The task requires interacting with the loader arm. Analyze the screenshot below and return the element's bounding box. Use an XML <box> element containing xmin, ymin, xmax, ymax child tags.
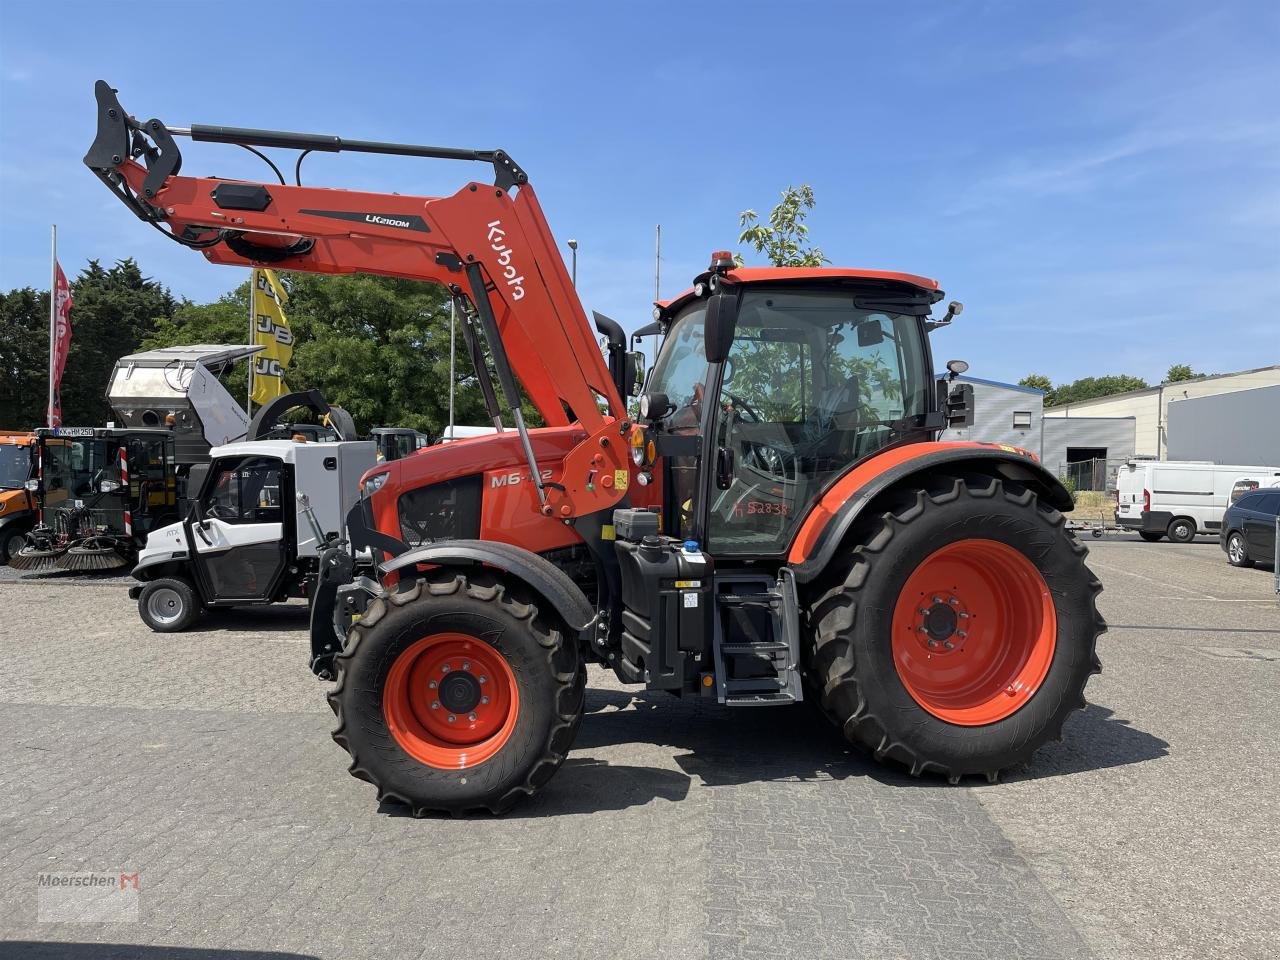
<box><xmin>84</xmin><ymin>81</ymin><xmax>631</xmax><ymax>521</ymax></box>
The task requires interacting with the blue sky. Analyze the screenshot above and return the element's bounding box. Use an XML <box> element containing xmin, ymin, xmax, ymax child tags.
<box><xmin>1</xmin><ymin>0</ymin><xmax>1276</xmax><ymax>385</ymax></box>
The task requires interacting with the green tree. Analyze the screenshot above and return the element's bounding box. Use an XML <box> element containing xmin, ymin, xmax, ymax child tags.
<box><xmin>738</xmin><ymin>185</ymin><xmax>829</xmax><ymax>267</ymax></box>
<box><xmin>0</xmin><ymin>259</ymin><xmax>176</xmax><ymax>429</ymax></box>
<box><xmin>1048</xmin><ymin>374</ymin><xmax>1148</xmax><ymax>407</ymax></box>
<box><xmin>1164</xmin><ymin>363</ymin><xmax>1195</xmax><ymax>383</ymax></box>
<box><xmin>0</xmin><ymin>287</ymin><xmax>48</xmax><ymax>428</ymax></box>
<box><xmin>1018</xmin><ymin>373</ymin><xmax>1055</xmax><ymax>405</ymax></box>
<box><xmin>144</xmin><ymin>272</ymin><xmax>548</xmax><ymax>436</ymax></box>
<box><xmin>61</xmin><ymin>259</ymin><xmax>176</xmax><ymax>425</ymax></box>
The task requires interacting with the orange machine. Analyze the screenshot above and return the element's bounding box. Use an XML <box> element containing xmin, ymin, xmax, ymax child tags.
<box><xmin>0</xmin><ymin>431</ymin><xmax>38</xmax><ymax>564</ymax></box>
<box><xmin>88</xmin><ymin>82</ymin><xmax>1103</xmax><ymax>815</ymax></box>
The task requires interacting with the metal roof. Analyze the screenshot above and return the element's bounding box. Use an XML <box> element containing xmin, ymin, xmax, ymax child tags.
<box><xmin>114</xmin><ymin>345</ymin><xmax>263</xmax><ymax>367</ymax></box>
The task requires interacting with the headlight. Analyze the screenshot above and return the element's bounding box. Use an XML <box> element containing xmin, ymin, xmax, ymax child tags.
<box><xmin>361</xmin><ymin>471</ymin><xmax>390</xmax><ymax>497</ymax></box>
<box><xmin>629</xmin><ymin>427</ymin><xmax>656</xmax><ymax>467</ymax></box>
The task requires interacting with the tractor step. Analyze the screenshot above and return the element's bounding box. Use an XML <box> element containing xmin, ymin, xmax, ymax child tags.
<box><xmin>711</xmin><ymin>568</ymin><xmax>803</xmax><ymax>707</ymax></box>
<box><xmin>720</xmin><ymin>642</ymin><xmax>790</xmax><ymax>655</ymax></box>
<box><xmin>725</xmin><ymin>691</ymin><xmax>796</xmax><ymax>706</ymax></box>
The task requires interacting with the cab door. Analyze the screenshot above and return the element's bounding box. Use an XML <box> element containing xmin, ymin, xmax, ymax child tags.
<box><xmin>191</xmin><ymin>455</ymin><xmax>290</xmax><ymax>602</ymax></box>
<box><xmin>1242</xmin><ymin>492</ymin><xmax>1280</xmax><ymax>559</ymax></box>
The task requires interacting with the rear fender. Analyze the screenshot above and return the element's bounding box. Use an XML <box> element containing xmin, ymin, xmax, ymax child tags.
<box><xmin>788</xmin><ymin>442</ymin><xmax>1073</xmax><ymax>583</ymax></box>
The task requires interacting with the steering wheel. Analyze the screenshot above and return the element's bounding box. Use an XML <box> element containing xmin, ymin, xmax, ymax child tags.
<box><xmin>724</xmin><ymin>392</ymin><xmax>763</xmax><ymax>423</ymax></box>
<box><xmin>204</xmin><ymin>502</ymin><xmax>234</xmax><ymax>521</ymax></box>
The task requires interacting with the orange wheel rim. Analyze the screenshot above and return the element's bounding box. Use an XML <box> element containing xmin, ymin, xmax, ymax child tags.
<box><xmin>383</xmin><ymin>632</ymin><xmax>519</xmax><ymax>769</ymax></box>
<box><xmin>890</xmin><ymin>539</ymin><xmax>1056</xmax><ymax>726</ymax></box>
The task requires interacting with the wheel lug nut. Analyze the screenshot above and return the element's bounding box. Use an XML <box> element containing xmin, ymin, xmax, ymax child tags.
<box><xmin>441</xmin><ymin>664</ymin><xmax>450</xmax><ymax>673</ymax></box>
<box><xmin>468</xmin><ymin>713</ymin><xmax>477</xmax><ymax>721</ymax></box>
<box><xmin>481</xmin><ymin>696</ymin><xmax>489</xmax><ymax>705</ymax></box>
<box><xmin>447</xmin><ymin>714</ymin><xmax>456</xmax><ymax>723</ymax></box>
<box><xmin>462</xmin><ymin>662</ymin><xmax>471</xmax><ymax>671</ymax></box>
<box><xmin>957</xmin><ymin>630</ymin><xmax>967</xmax><ymax>639</ymax></box>
<box><xmin>478</xmin><ymin>676</ymin><xmax>487</xmax><ymax>684</ymax></box>
<box><xmin>919</xmin><ymin>608</ymin><xmax>929</xmax><ymax>615</ymax></box>
<box><xmin>949</xmin><ymin>597</ymin><xmax>960</xmax><ymax>606</ymax></box>
<box><xmin>431</xmin><ymin>701</ymin><xmax>440</xmax><ymax>710</ymax></box>
<box><xmin>943</xmin><ymin>640</ymin><xmax>954</xmax><ymax>650</ymax></box>
<box><xmin>428</xmin><ymin>680</ymin><xmax>437</xmax><ymax>689</ymax></box>
<box><xmin>958</xmin><ymin>612</ymin><xmax>969</xmax><ymax>619</ymax></box>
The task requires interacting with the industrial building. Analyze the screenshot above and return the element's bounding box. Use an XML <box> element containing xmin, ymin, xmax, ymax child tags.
<box><xmin>942</xmin><ymin>363</ymin><xmax>1279</xmax><ymax>490</ymax></box>
<box><xmin>1042</xmin><ymin>364</ymin><xmax>1280</xmax><ymax>459</ymax></box>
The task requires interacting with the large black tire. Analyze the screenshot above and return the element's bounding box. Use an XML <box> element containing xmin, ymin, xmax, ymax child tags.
<box><xmin>137</xmin><ymin>578</ymin><xmax>200</xmax><ymax>633</ymax></box>
<box><xmin>1167</xmin><ymin>517</ymin><xmax>1197</xmax><ymax>543</ymax></box>
<box><xmin>1138</xmin><ymin>531</ymin><xmax>1164</xmax><ymax>543</ymax></box>
<box><xmin>329</xmin><ymin>570</ymin><xmax>584</xmax><ymax>816</ymax></box>
<box><xmin>806</xmin><ymin>472</ymin><xmax>1104</xmax><ymax>782</ymax></box>
<box><xmin>1225</xmin><ymin>531</ymin><xmax>1253</xmax><ymax>568</ymax></box>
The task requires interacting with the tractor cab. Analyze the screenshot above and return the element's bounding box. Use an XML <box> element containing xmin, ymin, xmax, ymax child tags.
<box><xmin>638</xmin><ymin>267</ymin><xmax>948</xmax><ymax>555</ymax></box>
<box><xmin>616</xmin><ymin>262</ymin><xmax>973</xmax><ymax>704</ymax></box>
<box><xmin>370</xmin><ymin>427</ymin><xmax>432</xmax><ymax>463</ymax></box>
<box><xmin>12</xmin><ymin>427</ymin><xmax>178</xmax><ymax>572</ymax></box>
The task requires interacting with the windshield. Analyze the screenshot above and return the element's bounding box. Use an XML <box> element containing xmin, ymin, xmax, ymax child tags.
<box><xmin>645</xmin><ymin>302</ymin><xmax>708</xmax><ymax>419</ymax></box>
<box><xmin>0</xmin><ymin>445</ymin><xmax>33</xmax><ymax>489</ymax></box>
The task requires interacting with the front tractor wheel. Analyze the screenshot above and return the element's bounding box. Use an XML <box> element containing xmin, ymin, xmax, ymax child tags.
<box><xmin>328</xmin><ymin>571</ymin><xmax>584</xmax><ymax>816</ymax></box>
<box><xmin>807</xmin><ymin>473</ymin><xmax>1104</xmax><ymax>782</ymax></box>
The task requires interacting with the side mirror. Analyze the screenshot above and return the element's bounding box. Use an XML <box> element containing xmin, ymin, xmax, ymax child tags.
<box><xmin>856</xmin><ymin>321</ymin><xmax>884</xmax><ymax>347</ymax></box>
<box><xmin>704</xmin><ymin>292</ymin><xmax>739</xmax><ymax>364</ymax></box>
<box><xmin>624</xmin><ymin>350</ymin><xmax>646</xmax><ymax>397</ymax></box>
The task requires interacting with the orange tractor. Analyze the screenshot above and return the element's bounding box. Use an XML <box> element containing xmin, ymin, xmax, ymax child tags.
<box><xmin>88</xmin><ymin>82</ymin><xmax>1103</xmax><ymax>814</ymax></box>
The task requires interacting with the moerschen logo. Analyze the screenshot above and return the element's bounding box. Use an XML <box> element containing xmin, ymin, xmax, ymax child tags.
<box><xmin>487</xmin><ymin>221</ymin><xmax>526</xmax><ymax>301</ymax></box>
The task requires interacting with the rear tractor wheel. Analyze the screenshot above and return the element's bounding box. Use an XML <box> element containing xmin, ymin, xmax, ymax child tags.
<box><xmin>806</xmin><ymin>473</ymin><xmax>1104</xmax><ymax>782</ymax></box>
<box><xmin>328</xmin><ymin>570</ymin><xmax>585</xmax><ymax>816</ymax></box>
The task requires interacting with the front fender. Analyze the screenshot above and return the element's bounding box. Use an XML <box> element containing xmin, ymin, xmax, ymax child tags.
<box><xmin>380</xmin><ymin>539</ymin><xmax>596</xmax><ymax>636</ymax></box>
<box><xmin>788</xmin><ymin>441</ymin><xmax>1073</xmax><ymax>582</ymax></box>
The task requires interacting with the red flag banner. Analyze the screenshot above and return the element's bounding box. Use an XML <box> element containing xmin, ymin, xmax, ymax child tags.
<box><xmin>49</xmin><ymin>262</ymin><xmax>73</xmax><ymax>427</ymax></box>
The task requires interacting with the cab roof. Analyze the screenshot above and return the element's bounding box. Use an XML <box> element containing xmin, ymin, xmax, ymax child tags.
<box><xmin>659</xmin><ymin>266</ymin><xmax>941</xmax><ymax>315</ymax></box>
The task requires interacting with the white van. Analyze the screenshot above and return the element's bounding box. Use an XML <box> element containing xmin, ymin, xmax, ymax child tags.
<box><xmin>1116</xmin><ymin>460</ymin><xmax>1280</xmax><ymax>542</ymax></box>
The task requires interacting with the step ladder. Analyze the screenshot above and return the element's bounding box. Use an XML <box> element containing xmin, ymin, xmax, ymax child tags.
<box><xmin>711</xmin><ymin>568</ymin><xmax>803</xmax><ymax>706</ymax></box>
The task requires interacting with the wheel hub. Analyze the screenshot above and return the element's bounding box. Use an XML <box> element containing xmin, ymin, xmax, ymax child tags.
<box><xmin>911</xmin><ymin>594</ymin><xmax>969</xmax><ymax>651</ymax></box>
<box><xmin>438</xmin><ymin>668</ymin><xmax>482</xmax><ymax>715</ymax></box>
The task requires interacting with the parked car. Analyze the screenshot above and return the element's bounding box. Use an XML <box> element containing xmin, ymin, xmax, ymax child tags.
<box><xmin>1116</xmin><ymin>460</ymin><xmax>1280</xmax><ymax>543</ymax></box>
<box><xmin>1221</xmin><ymin>488</ymin><xmax>1280</xmax><ymax>568</ymax></box>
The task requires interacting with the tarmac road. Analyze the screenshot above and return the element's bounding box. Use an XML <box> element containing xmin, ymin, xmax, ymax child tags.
<box><xmin>0</xmin><ymin>534</ymin><xmax>1276</xmax><ymax>959</ymax></box>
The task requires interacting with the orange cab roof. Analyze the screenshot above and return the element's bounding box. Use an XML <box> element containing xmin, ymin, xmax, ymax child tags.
<box><xmin>659</xmin><ymin>266</ymin><xmax>940</xmax><ymax>312</ymax></box>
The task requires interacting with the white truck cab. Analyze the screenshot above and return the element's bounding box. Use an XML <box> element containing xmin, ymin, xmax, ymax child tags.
<box><xmin>131</xmin><ymin>438</ymin><xmax>375</xmax><ymax>630</ymax></box>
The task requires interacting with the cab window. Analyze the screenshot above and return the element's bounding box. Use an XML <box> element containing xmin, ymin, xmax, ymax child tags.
<box><xmin>203</xmin><ymin>457</ymin><xmax>284</xmax><ymax>524</ymax></box>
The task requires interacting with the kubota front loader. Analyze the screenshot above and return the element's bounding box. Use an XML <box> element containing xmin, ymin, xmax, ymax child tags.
<box><xmin>86</xmin><ymin>81</ymin><xmax>1104</xmax><ymax>815</ymax></box>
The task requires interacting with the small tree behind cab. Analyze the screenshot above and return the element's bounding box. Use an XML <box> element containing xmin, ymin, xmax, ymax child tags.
<box><xmin>738</xmin><ymin>185</ymin><xmax>830</xmax><ymax>267</ymax></box>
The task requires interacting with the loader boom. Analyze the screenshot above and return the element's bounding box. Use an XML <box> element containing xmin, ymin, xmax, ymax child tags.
<box><xmin>85</xmin><ymin>81</ymin><xmax>630</xmax><ymax>520</ymax></box>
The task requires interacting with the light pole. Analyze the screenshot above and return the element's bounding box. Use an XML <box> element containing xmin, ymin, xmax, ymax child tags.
<box><xmin>567</xmin><ymin>238</ymin><xmax>578</xmax><ymax>288</ymax></box>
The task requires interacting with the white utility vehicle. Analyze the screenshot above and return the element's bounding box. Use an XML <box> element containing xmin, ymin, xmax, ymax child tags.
<box><xmin>1115</xmin><ymin>459</ymin><xmax>1280</xmax><ymax>542</ymax></box>
<box><xmin>130</xmin><ymin>437</ymin><xmax>375</xmax><ymax>631</ymax></box>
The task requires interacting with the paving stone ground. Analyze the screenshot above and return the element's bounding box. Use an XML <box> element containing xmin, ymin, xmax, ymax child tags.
<box><xmin>0</xmin><ymin>535</ymin><xmax>1276</xmax><ymax>959</ymax></box>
